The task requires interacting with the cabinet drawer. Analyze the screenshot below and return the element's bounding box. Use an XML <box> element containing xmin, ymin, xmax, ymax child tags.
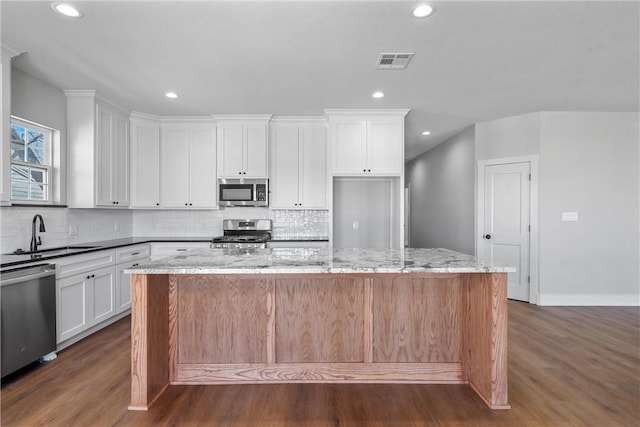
<box><xmin>55</xmin><ymin>250</ymin><xmax>116</xmax><ymax>279</ymax></box>
<box><xmin>267</xmin><ymin>241</ymin><xmax>329</xmax><ymax>249</ymax></box>
<box><xmin>116</xmin><ymin>244</ymin><xmax>150</xmax><ymax>264</ymax></box>
<box><xmin>150</xmin><ymin>242</ymin><xmax>210</xmax><ymax>260</ymax></box>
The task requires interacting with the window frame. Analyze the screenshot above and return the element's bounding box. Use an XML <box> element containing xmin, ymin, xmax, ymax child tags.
<box><xmin>10</xmin><ymin>116</ymin><xmax>55</xmax><ymax>204</ymax></box>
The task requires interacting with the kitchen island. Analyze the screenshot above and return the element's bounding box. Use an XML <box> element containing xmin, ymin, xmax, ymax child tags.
<box><xmin>125</xmin><ymin>248</ymin><xmax>514</xmax><ymax>410</ymax></box>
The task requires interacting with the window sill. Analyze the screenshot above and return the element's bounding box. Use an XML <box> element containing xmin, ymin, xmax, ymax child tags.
<box><xmin>8</xmin><ymin>203</ymin><xmax>68</xmax><ymax>208</ymax></box>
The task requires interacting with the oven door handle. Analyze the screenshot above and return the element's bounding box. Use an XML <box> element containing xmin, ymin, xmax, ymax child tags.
<box><xmin>1</xmin><ymin>269</ymin><xmax>56</xmax><ymax>287</ymax></box>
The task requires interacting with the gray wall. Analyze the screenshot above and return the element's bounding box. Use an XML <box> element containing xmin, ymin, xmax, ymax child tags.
<box><xmin>475</xmin><ymin>111</ymin><xmax>639</xmax><ymax>305</ymax></box>
<box><xmin>11</xmin><ymin>67</ymin><xmax>67</xmax><ymax>203</ymax></box>
<box><xmin>475</xmin><ymin>112</ymin><xmax>540</xmax><ymax>160</ymax></box>
<box><xmin>333</xmin><ymin>178</ymin><xmax>393</xmax><ymax>249</ymax></box>
<box><xmin>538</xmin><ymin>112</ymin><xmax>639</xmax><ymax>303</ymax></box>
<box><xmin>405</xmin><ymin>126</ymin><xmax>475</xmax><ymax>254</ymax></box>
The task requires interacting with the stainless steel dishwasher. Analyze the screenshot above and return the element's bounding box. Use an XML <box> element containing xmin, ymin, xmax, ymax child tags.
<box><xmin>1</xmin><ymin>263</ymin><xmax>57</xmax><ymax>377</ymax></box>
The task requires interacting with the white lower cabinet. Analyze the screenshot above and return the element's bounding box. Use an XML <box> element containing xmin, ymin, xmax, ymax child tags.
<box><xmin>150</xmin><ymin>242</ymin><xmax>211</xmax><ymax>261</ymax></box>
<box><xmin>56</xmin><ymin>259</ymin><xmax>116</xmax><ymax>344</ymax></box>
<box><xmin>115</xmin><ymin>244</ymin><xmax>150</xmax><ymax>313</ymax></box>
<box><xmin>267</xmin><ymin>241</ymin><xmax>329</xmax><ymax>248</ymax></box>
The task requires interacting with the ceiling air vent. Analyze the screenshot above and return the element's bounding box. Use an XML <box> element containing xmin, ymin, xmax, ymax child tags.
<box><xmin>375</xmin><ymin>53</ymin><xmax>414</xmax><ymax>70</ymax></box>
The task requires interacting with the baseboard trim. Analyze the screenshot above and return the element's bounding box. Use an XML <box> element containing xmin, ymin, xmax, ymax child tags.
<box><xmin>537</xmin><ymin>294</ymin><xmax>640</xmax><ymax>306</ymax></box>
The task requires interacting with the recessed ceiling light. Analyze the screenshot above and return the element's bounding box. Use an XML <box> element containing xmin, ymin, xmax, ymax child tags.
<box><xmin>412</xmin><ymin>4</ymin><xmax>435</xmax><ymax>18</ymax></box>
<box><xmin>51</xmin><ymin>3</ymin><xmax>83</xmax><ymax>18</ymax></box>
<box><xmin>422</xmin><ymin>131</ymin><xmax>431</xmax><ymax>136</ymax></box>
<box><xmin>165</xmin><ymin>92</ymin><xmax>179</xmax><ymax>99</ymax></box>
<box><xmin>372</xmin><ymin>91</ymin><xmax>385</xmax><ymax>99</ymax></box>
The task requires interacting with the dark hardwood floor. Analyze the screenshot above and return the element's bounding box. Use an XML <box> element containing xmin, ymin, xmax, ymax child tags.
<box><xmin>1</xmin><ymin>301</ymin><xmax>638</xmax><ymax>426</ymax></box>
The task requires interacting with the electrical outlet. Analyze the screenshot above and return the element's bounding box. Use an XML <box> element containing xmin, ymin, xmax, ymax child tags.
<box><xmin>352</xmin><ymin>221</ymin><xmax>359</xmax><ymax>230</ymax></box>
<box><xmin>68</xmin><ymin>225</ymin><xmax>79</xmax><ymax>236</ymax></box>
<box><xmin>114</xmin><ymin>222</ymin><xmax>120</xmax><ymax>232</ymax></box>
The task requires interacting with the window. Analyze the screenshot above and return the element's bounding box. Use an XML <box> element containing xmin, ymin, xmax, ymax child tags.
<box><xmin>10</xmin><ymin>117</ymin><xmax>54</xmax><ymax>202</ymax></box>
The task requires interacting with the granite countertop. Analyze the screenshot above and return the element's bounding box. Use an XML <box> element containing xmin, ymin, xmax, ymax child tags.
<box><xmin>0</xmin><ymin>236</ymin><xmax>212</xmax><ymax>269</ymax></box>
<box><xmin>125</xmin><ymin>247</ymin><xmax>515</xmax><ymax>275</ymax></box>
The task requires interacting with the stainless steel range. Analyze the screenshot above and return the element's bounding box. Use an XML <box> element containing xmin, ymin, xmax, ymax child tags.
<box><xmin>211</xmin><ymin>219</ymin><xmax>271</xmax><ymax>249</ymax></box>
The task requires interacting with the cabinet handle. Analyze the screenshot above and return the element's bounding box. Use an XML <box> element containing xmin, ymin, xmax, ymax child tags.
<box><xmin>86</xmin><ymin>275</ymin><xmax>91</xmax><ymax>279</ymax></box>
<box><xmin>176</xmin><ymin>249</ymin><xmax>188</xmax><ymax>252</ymax></box>
<box><xmin>185</xmin><ymin>203</ymin><xmax>188</xmax><ymax>206</ymax></box>
<box><xmin>131</xmin><ymin>252</ymin><xmax>140</xmax><ymax>255</ymax></box>
<box><xmin>156</xmin><ymin>203</ymin><xmax>160</xmax><ymax>206</ymax></box>
<box><xmin>189</xmin><ymin>203</ymin><xmax>193</xmax><ymax>206</ymax></box>
<box><xmin>132</xmin><ymin>263</ymin><xmax>139</xmax><ymax>267</ymax></box>
<box><xmin>238</xmin><ymin>172</ymin><xmax>242</xmax><ymax>175</ymax></box>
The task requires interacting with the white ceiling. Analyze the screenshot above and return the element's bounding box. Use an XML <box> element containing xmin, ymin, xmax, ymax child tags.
<box><xmin>2</xmin><ymin>1</ymin><xmax>638</xmax><ymax>160</ymax></box>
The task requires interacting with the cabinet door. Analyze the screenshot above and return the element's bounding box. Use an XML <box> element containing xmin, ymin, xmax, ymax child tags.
<box><xmin>95</xmin><ymin>105</ymin><xmax>114</xmax><ymax>206</ymax></box>
<box><xmin>57</xmin><ymin>274</ymin><xmax>90</xmax><ymax>343</ymax></box>
<box><xmin>331</xmin><ymin>121</ymin><xmax>367</xmax><ymax>174</ymax></box>
<box><xmin>189</xmin><ymin>127</ymin><xmax>217</xmax><ymax>208</ymax></box>
<box><xmin>270</xmin><ymin>126</ymin><xmax>300</xmax><ymax>208</ymax></box>
<box><xmin>300</xmin><ymin>125</ymin><xmax>327</xmax><ymax>208</ymax></box>
<box><xmin>366</xmin><ymin>120</ymin><xmax>403</xmax><ymax>175</ymax></box>
<box><xmin>130</xmin><ymin>121</ymin><xmax>160</xmax><ymax>207</ymax></box>
<box><xmin>217</xmin><ymin>125</ymin><xmax>244</xmax><ymax>177</ymax></box>
<box><xmin>116</xmin><ymin>257</ymin><xmax>149</xmax><ymax>313</ymax></box>
<box><xmin>245</xmin><ymin>124</ymin><xmax>268</xmax><ymax>177</ymax></box>
<box><xmin>113</xmin><ymin>115</ymin><xmax>130</xmax><ymax>205</ymax></box>
<box><xmin>160</xmin><ymin>127</ymin><xmax>191</xmax><ymax>207</ymax></box>
<box><xmin>91</xmin><ymin>266</ymin><xmax>116</xmax><ymax>325</ymax></box>
<box><xmin>95</xmin><ymin>105</ymin><xmax>129</xmax><ymax>206</ymax></box>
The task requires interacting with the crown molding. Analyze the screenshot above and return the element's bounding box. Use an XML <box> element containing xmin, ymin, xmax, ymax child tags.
<box><xmin>270</xmin><ymin>116</ymin><xmax>327</xmax><ymax>125</ymax></box>
<box><xmin>324</xmin><ymin>109</ymin><xmax>410</xmax><ymax>118</ymax></box>
<box><xmin>212</xmin><ymin>114</ymin><xmax>273</xmax><ymax>123</ymax></box>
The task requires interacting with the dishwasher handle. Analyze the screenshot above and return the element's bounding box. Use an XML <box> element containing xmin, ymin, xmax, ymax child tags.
<box><xmin>1</xmin><ymin>265</ymin><xmax>56</xmax><ymax>287</ymax></box>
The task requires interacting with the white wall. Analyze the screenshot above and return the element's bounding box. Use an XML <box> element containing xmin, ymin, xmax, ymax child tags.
<box><xmin>405</xmin><ymin>126</ymin><xmax>476</xmax><ymax>254</ymax></box>
<box><xmin>538</xmin><ymin>112</ymin><xmax>639</xmax><ymax>305</ymax></box>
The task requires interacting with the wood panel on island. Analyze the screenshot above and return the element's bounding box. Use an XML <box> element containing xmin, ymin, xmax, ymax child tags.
<box><xmin>126</xmin><ymin>248</ymin><xmax>513</xmax><ymax>411</ymax></box>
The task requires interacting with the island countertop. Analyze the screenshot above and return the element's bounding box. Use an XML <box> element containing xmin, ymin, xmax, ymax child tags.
<box><xmin>125</xmin><ymin>247</ymin><xmax>515</xmax><ymax>275</ymax></box>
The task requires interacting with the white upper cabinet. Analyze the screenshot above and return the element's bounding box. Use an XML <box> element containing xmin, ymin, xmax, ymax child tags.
<box><xmin>327</xmin><ymin>110</ymin><xmax>409</xmax><ymax>176</ymax></box>
<box><xmin>96</xmin><ymin>104</ymin><xmax>129</xmax><ymax>206</ymax></box>
<box><xmin>160</xmin><ymin>122</ymin><xmax>217</xmax><ymax>209</ymax></box>
<box><xmin>130</xmin><ymin>114</ymin><xmax>160</xmax><ymax>208</ymax></box>
<box><xmin>65</xmin><ymin>90</ymin><xmax>130</xmax><ymax>208</ymax></box>
<box><xmin>270</xmin><ymin>119</ymin><xmax>327</xmax><ymax>209</ymax></box>
<box><xmin>216</xmin><ymin>115</ymin><xmax>271</xmax><ymax>178</ymax></box>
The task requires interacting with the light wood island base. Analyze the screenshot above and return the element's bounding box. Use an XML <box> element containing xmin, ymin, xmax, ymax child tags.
<box><xmin>129</xmin><ymin>272</ymin><xmax>509</xmax><ymax>410</ymax></box>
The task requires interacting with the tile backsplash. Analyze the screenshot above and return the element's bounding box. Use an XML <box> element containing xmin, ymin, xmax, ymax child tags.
<box><xmin>0</xmin><ymin>206</ymin><xmax>329</xmax><ymax>254</ymax></box>
<box><xmin>0</xmin><ymin>206</ymin><xmax>133</xmax><ymax>254</ymax></box>
<box><xmin>271</xmin><ymin>209</ymin><xmax>329</xmax><ymax>239</ymax></box>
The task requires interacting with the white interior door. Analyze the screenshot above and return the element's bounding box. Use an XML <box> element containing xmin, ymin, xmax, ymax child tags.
<box><xmin>481</xmin><ymin>162</ymin><xmax>531</xmax><ymax>301</ymax></box>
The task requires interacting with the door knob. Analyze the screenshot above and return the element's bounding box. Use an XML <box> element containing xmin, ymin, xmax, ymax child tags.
<box><xmin>484</xmin><ymin>234</ymin><xmax>492</xmax><ymax>240</ymax></box>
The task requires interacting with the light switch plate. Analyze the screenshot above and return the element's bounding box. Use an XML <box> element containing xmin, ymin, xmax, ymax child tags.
<box><xmin>562</xmin><ymin>212</ymin><xmax>578</xmax><ymax>222</ymax></box>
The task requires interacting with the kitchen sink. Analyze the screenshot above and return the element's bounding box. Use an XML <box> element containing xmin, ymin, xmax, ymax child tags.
<box><xmin>9</xmin><ymin>245</ymin><xmax>100</xmax><ymax>256</ymax></box>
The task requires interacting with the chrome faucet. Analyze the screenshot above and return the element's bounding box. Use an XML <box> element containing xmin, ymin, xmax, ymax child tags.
<box><xmin>30</xmin><ymin>214</ymin><xmax>46</xmax><ymax>252</ymax></box>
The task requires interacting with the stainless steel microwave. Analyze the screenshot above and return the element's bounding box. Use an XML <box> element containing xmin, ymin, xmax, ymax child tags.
<box><xmin>218</xmin><ymin>178</ymin><xmax>269</xmax><ymax>207</ymax></box>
